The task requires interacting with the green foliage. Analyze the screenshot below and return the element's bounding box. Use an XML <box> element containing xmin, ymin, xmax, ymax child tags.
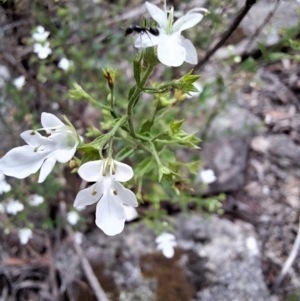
<box><xmin>286</xmin><ymin>292</ymin><xmax>300</xmax><ymax>301</ymax></box>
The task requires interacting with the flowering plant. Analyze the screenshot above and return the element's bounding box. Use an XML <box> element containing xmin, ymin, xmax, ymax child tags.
<box><xmin>0</xmin><ymin>0</ymin><xmax>215</xmax><ymax>237</ymax></box>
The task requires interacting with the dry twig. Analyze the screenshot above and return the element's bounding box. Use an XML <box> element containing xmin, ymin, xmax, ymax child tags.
<box><xmin>243</xmin><ymin>0</ymin><xmax>281</xmax><ymax>54</ymax></box>
<box><xmin>194</xmin><ymin>0</ymin><xmax>257</xmax><ymax>72</ymax></box>
<box><xmin>59</xmin><ymin>202</ymin><xmax>109</xmax><ymax>301</ymax></box>
<box><xmin>273</xmin><ymin>217</ymin><xmax>300</xmax><ymax>290</ymax></box>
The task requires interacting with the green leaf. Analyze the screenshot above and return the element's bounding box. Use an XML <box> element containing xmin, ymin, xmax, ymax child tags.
<box><xmin>135</xmin><ymin>157</ymin><xmax>155</xmax><ymax>177</ymax></box>
<box><xmin>257</xmin><ymin>42</ymin><xmax>267</xmax><ymax>57</ymax></box>
<box><xmin>169</xmin><ymin>120</ymin><xmax>184</xmax><ymax>134</ymax></box>
<box><xmin>86</xmin><ymin>126</ymin><xmax>102</xmax><ymax>138</ymax></box>
<box><xmin>239</xmin><ymin>57</ymin><xmax>257</xmax><ymax>72</ymax></box>
<box><xmin>69</xmin><ymin>82</ymin><xmax>90</xmax><ymax>100</ymax></box>
<box><xmin>140</xmin><ymin>119</ymin><xmax>153</xmax><ymax>134</ymax></box>
<box><xmin>268</xmin><ymin>52</ymin><xmax>291</xmax><ymax>62</ymax></box>
<box><xmin>115</xmin><ymin>146</ymin><xmax>135</xmax><ymax>161</ymax></box>
<box><xmin>81</xmin><ymin>149</ymin><xmax>101</xmax><ymax>164</ymax></box>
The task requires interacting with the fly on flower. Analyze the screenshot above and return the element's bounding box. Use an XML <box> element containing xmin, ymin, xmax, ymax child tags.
<box><xmin>133</xmin><ymin>1</ymin><xmax>208</xmax><ymax>67</ymax></box>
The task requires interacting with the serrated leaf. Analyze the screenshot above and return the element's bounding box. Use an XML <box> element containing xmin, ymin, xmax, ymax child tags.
<box><xmin>169</xmin><ymin>120</ymin><xmax>184</xmax><ymax>134</ymax></box>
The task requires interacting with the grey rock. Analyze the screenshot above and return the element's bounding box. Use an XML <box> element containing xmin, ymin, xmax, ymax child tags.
<box><xmin>70</xmin><ymin>214</ymin><xmax>270</xmax><ymax>301</ymax></box>
<box><xmin>199</xmin><ymin>136</ymin><xmax>249</xmax><ymax>193</ymax></box>
<box><xmin>269</xmin><ymin>135</ymin><xmax>300</xmax><ymax>165</ymax></box>
<box><xmin>206</xmin><ymin>106</ymin><xmax>261</xmax><ymax>140</ymax></box>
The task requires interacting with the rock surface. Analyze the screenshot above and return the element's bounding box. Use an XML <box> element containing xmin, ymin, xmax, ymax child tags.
<box><xmin>60</xmin><ymin>214</ymin><xmax>271</xmax><ymax>301</ymax></box>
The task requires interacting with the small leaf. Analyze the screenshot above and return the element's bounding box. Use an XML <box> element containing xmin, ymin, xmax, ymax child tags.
<box><xmin>115</xmin><ymin>146</ymin><xmax>135</xmax><ymax>161</ymax></box>
<box><xmin>135</xmin><ymin>157</ymin><xmax>155</xmax><ymax>177</ymax></box>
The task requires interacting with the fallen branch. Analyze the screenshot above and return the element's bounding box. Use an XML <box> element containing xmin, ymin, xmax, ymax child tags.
<box><xmin>272</xmin><ymin>217</ymin><xmax>300</xmax><ymax>291</ymax></box>
<box><xmin>59</xmin><ymin>202</ymin><xmax>109</xmax><ymax>301</ymax></box>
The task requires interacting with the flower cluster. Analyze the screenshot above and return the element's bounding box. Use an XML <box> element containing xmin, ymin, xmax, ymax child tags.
<box><xmin>32</xmin><ymin>25</ymin><xmax>52</xmax><ymax>59</ymax></box>
<box><xmin>0</xmin><ymin>200</ymin><xmax>24</xmax><ymax>215</ymax></box>
<box><xmin>0</xmin><ymin>112</ymin><xmax>138</xmax><ymax>236</ymax></box>
<box><xmin>134</xmin><ymin>1</ymin><xmax>208</xmax><ymax>67</ymax></box>
<box><xmin>0</xmin><ymin>171</ymin><xmax>11</xmax><ymax>195</ymax></box>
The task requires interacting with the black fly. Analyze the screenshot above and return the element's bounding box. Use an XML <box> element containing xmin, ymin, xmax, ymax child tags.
<box><xmin>125</xmin><ymin>25</ymin><xmax>159</xmax><ymax>37</ymax></box>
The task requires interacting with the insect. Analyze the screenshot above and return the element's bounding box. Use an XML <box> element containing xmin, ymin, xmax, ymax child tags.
<box><xmin>125</xmin><ymin>25</ymin><xmax>160</xmax><ymax>37</ymax></box>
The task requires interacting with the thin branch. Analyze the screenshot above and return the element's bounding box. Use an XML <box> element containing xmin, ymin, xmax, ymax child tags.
<box><xmin>194</xmin><ymin>0</ymin><xmax>257</xmax><ymax>72</ymax></box>
<box><xmin>59</xmin><ymin>202</ymin><xmax>109</xmax><ymax>301</ymax></box>
<box><xmin>243</xmin><ymin>0</ymin><xmax>281</xmax><ymax>54</ymax></box>
<box><xmin>272</xmin><ymin>216</ymin><xmax>300</xmax><ymax>291</ymax></box>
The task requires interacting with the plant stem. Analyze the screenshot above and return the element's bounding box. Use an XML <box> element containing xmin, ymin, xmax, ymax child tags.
<box><xmin>127</xmin><ymin>63</ymin><xmax>155</xmax><ymax>138</ymax></box>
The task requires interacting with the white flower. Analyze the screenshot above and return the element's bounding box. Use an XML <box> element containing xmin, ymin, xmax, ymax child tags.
<box><xmin>12</xmin><ymin>75</ymin><xmax>25</xmax><ymax>90</ymax></box>
<box><xmin>0</xmin><ymin>171</ymin><xmax>11</xmax><ymax>194</ymax></box>
<box><xmin>124</xmin><ymin>205</ymin><xmax>138</xmax><ymax>222</ymax></box>
<box><xmin>67</xmin><ymin>211</ymin><xmax>80</xmax><ymax>225</ymax></box>
<box><xmin>134</xmin><ymin>1</ymin><xmax>208</xmax><ymax>67</ymax></box>
<box><xmin>198</xmin><ymin>169</ymin><xmax>217</xmax><ymax>184</ymax></box>
<box><xmin>18</xmin><ymin>228</ymin><xmax>33</xmax><ymax>245</ymax></box>
<box><xmin>0</xmin><ymin>112</ymin><xmax>79</xmax><ymax>183</ymax></box>
<box><xmin>32</xmin><ymin>25</ymin><xmax>50</xmax><ymax>42</ymax></box>
<box><xmin>29</xmin><ymin>194</ymin><xmax>44</xmax><ymax>206</ymax></box>
<box><xmin>33</xmin><ymin>42</ymin><xmax>52</xmax><ymax>59</ymax></box>
<box><xmin>74</xmin><ymin>231</ymin><xmax>83</xmax><ymax>245</ymax></box>
<box><xmin>156</xmin><ymin>232</ymin><xmax>177</xmax><ymax>258</ymax></box>
<box><xmin>58</xmin><ymin>58</ymin><xmax>71</xmax><ymax>70</ymax></box>
<box><xmin>74</xmin><ymin>158</ymin><xmax>138</xmax><ymax>236</ymax></box>
<box><xmin>6</xmin><ymin>200</ymin><xmax>24</xmax><ymax>215</ymax></box>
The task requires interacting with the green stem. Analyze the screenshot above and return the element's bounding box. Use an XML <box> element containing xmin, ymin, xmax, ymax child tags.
<box><xmin>110</xmin><ymin>86</ymin><xmax>115</xmax><ymax>111</ymax></box>
<box><xmin>127</xmin><ymin>64</ymin><xmax>155</xmax><ymax>138</ymax></box>
<box><xmin>86</xmin><ymin>94</ymin><xmax>111</xmax><ymax>111</ymax></box>
<box><xmin>107</xmin><ymin>138</ymin><xmax>113</xmax><ymax>159</ymax></box>
<box><xmin>149</xmin><ymin>141</ymin><xmax>162</xmax><ymax>167</ymax></box>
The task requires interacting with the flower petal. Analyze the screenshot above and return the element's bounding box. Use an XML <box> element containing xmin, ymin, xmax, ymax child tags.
<box><xmin>20</xmin><ymin>130</ymin><xmax>53</xmax><ymax>147</ymax></box>
<box><xmin>134</xmin><ymin>31</ymin><xmax>161</xmax><ymax>48</ymax></box>
<box><xmin>50</xmin><ymin>132</ymin><xmax>78</xmax><ymax>163</ymax></box>
<box><xmin>113</xmin><ymin>181</ymin><xmax>138</xmax><ymax>207</ymax></box>
<box><xmin>156</xmin><ymin>232</ymin><xmax>176</xmax><ymax>243</ymax></box>
<box><xmin>38</xmin><ymin>156</ymin><xmax>56</xmax><ymax>183</ymax></box>
<box><xmin>0</xmin><ymin>145</ymin><xmax>50</xmax><ymax>179</ymax></box>
<box><xmin>78</xmin><ymin>160</ymin><xmax>103</xmax><ymax>182</ymax></box>
<box><xmin>74</xmin><ymin>182</ymin><xmax>104</xmax><ymax>208</ymax></box>
<box><xmin>41</xmin><ymin>112</ymin><xmax>65</xmax><ymax>129</ymax></box>
<box><xmin>181</xmin><ymin>38</ymin><xmax>198</xmax><ymax>64</ymax></box>
<box><xmin>124</xmin><ymin>205</ymin><xmax>138</xmax><ymax>221</ymax></box>
<box><xmin>173</xmin><ymin>13</ymin><xmax>203</xmax><ymax>33</ymax></box>
<box><xmin>157</xmin><ymin>39</ymin><xmax>186</xmax><ymax>67</ymax></box>
<box><xmin>95</xmin><ymin>189</ymin><xmax>126</xmax><ymax>236</ymax></box>
<box><xmin>145</xmin><ymin>1</ymin><xmax>168</xmax><ymax>28</ymax></box>
<box><xmin>157</xmin><ymin>244</ymin><xmax>175</xmax><ymax>258</ymax></box>
<box><xmin>113</xmin><ymin>160</ymin><xmax>134</xmax><ymax>182</ymax></box>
